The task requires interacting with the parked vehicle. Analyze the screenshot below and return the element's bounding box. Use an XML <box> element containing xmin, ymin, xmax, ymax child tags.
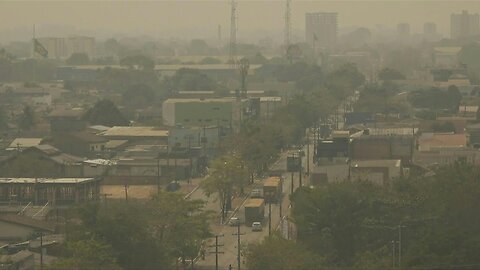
<box><xmin>252</xmin><ymin>222</ymin><xmax>262</xmax><ymax>231</ymax></box>
<box><xmin>244</xmin><ymin>198</ymin><xmax>265</xmax><ymax>226</ymax></box>
<box><xmin>263</xmin><ymin>177</ymin><xmax>282</xmax><ymax>203</ymax></box>
<box><xmin>228</xmin><ymin>217</ymin><xmax>240</xmax><ymax>226</ymax></box>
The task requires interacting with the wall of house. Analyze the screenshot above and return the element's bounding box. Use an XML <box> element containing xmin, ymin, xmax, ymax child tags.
<box><xmin>0</xmin><ymin>220</ymin><xmax>36</xmax><ymax>241</ymax></box>
<box><xmin>350</xmin><ymin>138</ymin><xmax>391</xmax><ymax>160</ymax></box>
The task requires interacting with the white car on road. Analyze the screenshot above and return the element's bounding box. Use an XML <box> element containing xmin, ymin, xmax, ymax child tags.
<box><xmin>252</xmin><ymin>222</ymin><xmax>262</xmax><ymax>232</ymax></box>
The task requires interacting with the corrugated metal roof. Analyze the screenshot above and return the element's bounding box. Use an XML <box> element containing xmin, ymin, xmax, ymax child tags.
<box><xmin>0</xmin><ymin>178</ymin><xmax>96</xmax><ymax>184</ymax></box>
<box><xmin>245</xmin><ymin>198</ymin><xmax>264</xmax><ymax>208</ymax></box>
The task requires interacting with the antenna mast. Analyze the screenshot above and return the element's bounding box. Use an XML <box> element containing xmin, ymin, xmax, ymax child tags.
<box><xmin>284</xmin><ymin>0</ymin><xmax>291</xmax><ymax>52</ymax></box>
<box><xmin>229</xmin><ymin>0</ymin><xmax>237</xmax><ymax>65</ymax></box>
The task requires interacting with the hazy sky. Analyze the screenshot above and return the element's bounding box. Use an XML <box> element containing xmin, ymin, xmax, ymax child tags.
<box><xmin>1</xmin><ymin>1</ymin><xmax>479</xmax><ymax>43</ymax></box>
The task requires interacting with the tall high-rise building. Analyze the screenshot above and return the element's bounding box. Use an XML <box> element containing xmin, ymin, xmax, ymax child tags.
<box><xmin>66</xmin><ymin>36</ymin><xmax>95</xmax><ymax>59</ymax></box>
<box><xmin>451</xmin><ymin>10</ymin><xmax>480</xmax><ymax>39</ymax></box>
<box><xmin>424</xmin><ymin>22</ymin><xmax>437</xmax><ymax>35</ymax></box>
<box><xmin>305</xmin><ymin>12</ymin><xmax>338</xmax><ymax>49</ymax></box>
<box><xmin>423</xmin><ymin>22</ymin><xmax>441</xmax><ymax>42</ymax></box>
<box><xmin>397</xmin><ymin>23</ymin><xmax>410</xmax><ymax>37</ymax></box>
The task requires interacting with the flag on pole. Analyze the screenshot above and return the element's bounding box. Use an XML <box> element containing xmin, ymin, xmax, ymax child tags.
<box><xmin>33</xmin><ymin>39</ymin><xmax>48</xmax><ymax>58</ymax></box>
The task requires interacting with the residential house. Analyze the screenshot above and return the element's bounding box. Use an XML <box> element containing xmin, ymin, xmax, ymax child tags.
<box><xmin>350</xmin><ymin>135</ymin><xmax>414</xmax><ymax>163</ymax></box>
<box><xmin>100</xmin><ymin>126</ymin><xmax>168</xmax><ymax>145</ymax></box>
<box><xmin>48</xmin><ymin>108</ymin><xmax>86</xmax><ymax>133</ymax></box>
<box><xmin>458</xmin><ymin>105</ymin><xmax>479</xmax><ymax>120</ymax></box>
<box><xmin>52</xmin><ymin>131</ymin><xmax>107</xmax><ymax>158</ymax></box>
<box><xmin>5</xmin><ymin>138</ymin><xmax>43</xmax><ymax>152</ymax></box>
<box><xmin>0</xmin><ymin>177</ymin><xmax>100</xmax><ymax>206</ymax></box>
<box><xmin>350</xmin><ymin>159</ymin><xmax>403</xmax><ymax>185</ymax></box>
<box><xmin>0</xmin><ymin>145</ymin><xmax>84</xmax><ymax>178</ymax></box>
<box><xmin>418</xmin><ymin>133</ymin><xmax>467</xmax><ymax>151</ymax></box>
<box><xmin>467</xmin><ymin>123</ymin><xmax>480</xmax><ymax>146</ymax></box>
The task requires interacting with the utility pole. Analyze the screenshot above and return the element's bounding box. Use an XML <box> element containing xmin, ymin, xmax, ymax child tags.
<box><xmin>157</xmin><ymin>156</ymin><xmax>161</xmax><ymax>195</ymax></box>
<box><xmin>233</xmin><ymin>223</ymin><xmax>245</xmax><ymax>270</ymax></box>
<box><xmin>391</xmin><ymin>240</ymin><xmax>396</xmax><ymax>268</ymax></box>
<box><xmin>284</xmin><ymin>0</ymin><xmax>291</xmax><ymax>53</ymax></box>
<box><xmin>398</xmin><ymin>225</ymin><xmax>406</xmax><ymax>268</ymax></box>
<box><xmin>40</xmin><ymin>232</ymin><xmax>43</xmax><ymax>270</ymax></box>
<box><xmin>209</xmin><ymin>235</ymin><xmax>224</xmax><ymax>270</ymax></box>
<box><xmin>268</xmin><ymin>202</ymin><xmax>272</xmax><ymax>236</ymax></box>
<box><xmin>306</xmin><ymin>137</ymin><xmax>310</xmax><ymax>175</ymax></box>
<box><xmin>290</xmin><ymin>171</ymin><xmax>294</xmax><ymax>194</ymax></box>
<box><xmin>101</xmin><ymin>193</ymin><xmax>112</xmax><ymax>207</ymax></box>
<box><xmin>229</xmin><ymin>0</ymin><xmax>237</xmax><ymax>65</ymax></box>
<box><xmin>298</xmin><ymin>152</ymin><xmax>302</xmax><ymax>187</ymax></box>
<box><xmin>279</xmin><ymin>194</ymin><xmax>282</xmax><ymax>218</ymax></box>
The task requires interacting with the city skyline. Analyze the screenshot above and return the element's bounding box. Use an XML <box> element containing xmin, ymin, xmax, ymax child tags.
<box><xmin>1</xmin><ymin>1</ymin><xmax>480</xmax><ymax>43</ymax></box>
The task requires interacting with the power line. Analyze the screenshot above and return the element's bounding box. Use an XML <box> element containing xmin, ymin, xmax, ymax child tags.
<box><xmin>208</xmin><ymin>234</ymin><xmax>224</xmax><ymax>270</ymax></box>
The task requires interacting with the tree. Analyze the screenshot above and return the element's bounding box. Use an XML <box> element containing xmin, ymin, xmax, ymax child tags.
<box><xmin>104</xmin><ymin>38</ymin><xmax>120</xmax><ymax>56</ymax></box>
<box><xmin>200</xmin><ymin>155</ymin><xmax>248</xmax><ymax>221</ymax></box>
<box><xmin>84</xmin><ymin>99</ymin><xmax>129</xmax><ymax>126</ymax></box>
<box><xmin>17</xmin><ymin>105</ymin><xmax>35</xmax><ymax>130</ymax></box>
<box><xmin>122</xmin><ymin>83</ymin><xmax>155</xmax><ymax>108</ymax></box>
<box><xmin>189</xmin><ymin>39</ymin><xmax>211</xmax><ymax>55</ymax></box>
<box><xmin>66</xmin><ymin>53</ymin><xmax>90</xmax><ymax>65</ymax></box>
<box><xmin>246</xmin><ymin>234</ymin><xmax>322</xmax><ymax>270</ymax></box>
<box><xmin>65</xmin><ymin>192</ymin><xmax>212</xmax><ymax>270</ymax></box>
<box><xmin>378</xmin><ymin>68</ymin><xmax>406</xmax><ymax>80</ymax></box>
<box><xmin>48</xmin><ymin>239</ymin><xmax>122</xmax><ymax>270</ymax></box>
<box><xmin>168</xmin><ymin>68</ymin><xmax>218</xmax><ymax>92</ymax></box>
<box><xmin>458</xmin><ymin>43</ymin><xmax>480</xmax><ymax>70</ymax></box>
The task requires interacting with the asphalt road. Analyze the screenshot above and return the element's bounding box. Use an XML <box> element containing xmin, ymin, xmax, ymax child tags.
<box><xmin>192</xmin><ymin>147</ymin><xmax>311</xmax><ymax>270</ymax></box>
<box><xmin>190</xmin><ymin>94</ymin><xmax>355</xmax><ymax>270</ymax></box>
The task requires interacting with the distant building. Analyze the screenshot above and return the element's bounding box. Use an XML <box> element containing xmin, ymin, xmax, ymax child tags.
<box><xmin>0</xmin><ymin>145</ymin><xmax>84</xmax><ymax>178</ymax></box>
<box><xmin>451</xmin><ymin>10</ymin><xmax>480</xmax><ymax>39</ymax></box>
<box><xmin>6</xmin><ymin>138</ymin><xmax>43</xmax><ymax>151</ymax></box>
<box><xmin>424</xmin><ymin>22</ymin><xmax>437</xmax><ymax>35</ymax></box>
<box><xmin>36</xmin><ymin>37</ymin><xmax>67</xmax><ymax>59</ymax></box>
<box><xmin>350</xmin><ymin>159</ymin><xmax>403</xmax><ymax>185</ymax></box>
<box><xmin>162</xmin><ymin>98</ymin><xmax>250</xmax><ymax>131</ymax></box>
<box><xmin>48</xmin><ymin>108</ymin><xmax>86</xmax><ymax>133</ymax></box>
<box><xmin>52</xmin><ymin>131</ymin><xmax>108</xmax><ymax>158</ymax></box>
<box><xmin>66</xmin><ymin>36</ymin><xmax>95</xmax><ymax>59</ymax></box>
<box><xmin>424</xmin><ymin>22</ymin><xmax>441</xmax><ymax>41</ymax></box>
<box><xmin>36</xmin><ymin>36</ymin><xmax>95</xmax><ymax>59</ymax></box>
<box><xmin>100</xmin><ymin>126</ymin><xmax>169</xmax><ymax>145</ymax></box>
<box><xmin>397</xmin><ymin>23</ymin><xmax>410</xmax><ymax>38</ymax></box>
<box><xmin>0</xmin><ymin>177</ymin><xmax>100</xmax><ymax>206</ymax></box>
<box><xmin>305</xmin><ymin>12</ymin><xmax>338</xmax><ymax>49</ymax></box>
<box><xmin>350</xmin><ymin>135</ymin><xmax>415</xmax><ymax>164</ymax></box>
<box><xmin>418</xmin><ymin>133</ymin><xmax>467</xmax><ymax>152</ymax></box>
<box><xmin>432</xmin><ymin>47</ymin><xmax>462</xmax><ymax>67</ymax></box>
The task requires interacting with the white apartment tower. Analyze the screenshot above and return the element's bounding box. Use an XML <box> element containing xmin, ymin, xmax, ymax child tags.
<box><xmin>36</xmin><ymin>36</ymin><xmax>95</xmax><ymax>60</ymax></box>
<box><xmin>451</xmin><ymin>10</ymin><xmax>480</xmax><ymax>39</ymax></box>
<box><xmin>305</xmin><ymin>12</ymin><xmax>338</xmax><ymax>50</ymax></box>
